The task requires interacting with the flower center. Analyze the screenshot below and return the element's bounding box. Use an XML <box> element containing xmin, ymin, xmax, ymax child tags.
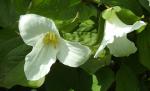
<box><xmin>43</xmin><ymin>32</ymin><xmax>58</xmax><ymax>48</ymax></box>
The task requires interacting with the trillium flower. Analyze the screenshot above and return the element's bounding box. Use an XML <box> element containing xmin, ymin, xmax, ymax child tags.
<box><xmin>94</xmin><ymin>12</ymin><xmax>146</xmax><ymax>58</ymax></box>
<box><xmin>19</xmin><ymin>14</ymin><xmax>91</xmax><ymax>81</ymax></box>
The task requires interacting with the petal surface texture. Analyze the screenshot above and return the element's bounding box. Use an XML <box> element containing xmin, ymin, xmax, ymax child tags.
<box><xmin>107</xmin><ymin>35</ymin><xmax>137</xmax><ymax>57</ymax></box>
<box><xmin>57</xmin><ymin>39</ymin><xmax>91</xmax><ymax>67</ymax></box>
<box><xmin>24</xmin><ymin>38</ymin><xmax>57</xmax><ymax>80</ymax></box>
<box><xmin>19</xmin><ymin>14</ymin><xmax>59</xmax><ymax>46</ymax></box>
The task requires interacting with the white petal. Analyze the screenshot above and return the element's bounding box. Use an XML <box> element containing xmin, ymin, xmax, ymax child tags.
<box><xmin>94</xmin><ymin>20</ymin><xmax>115</xmax><ymax>58</ymax></box>
<box><xmin>24</xmin><ymin>38</ymin><xmax>57</xmax><ymax>81</ymax></box>
<box><xmin>57</xmin><ymin>39</ymin><xmax>91</xmax><ymax>67</ymax></box>
<box><xmin>94</xmin><ymin>40</ymin><xmax>108</xmax><ymax>58</ymax></box>
<box><xmin>19</xmin><ymin>14</ymin><xmax>59</xmax><ymax>46</ymax></box>
<box><xmin>107</xmin><ymin>35</ymin><xmax>137</xmax><ymax>57</ymax></box>
<box><xmin>105</xmin><ymin>14</ymin><xmax>145</xmax><ymax>57</ymax></box>
<box><xmin>94</xmin><ymin>13</ymin><xmax>145</xmax><ymax>58</ymax></box>
<box><xmin>131</xmin><ymin>21</ymin><xmax>146</xmax><ymax>31</ymax></box>
<box><xmin>106</xmin><ymin>14</ymin><xmax>146</xmax><ymax>37</ymax></box>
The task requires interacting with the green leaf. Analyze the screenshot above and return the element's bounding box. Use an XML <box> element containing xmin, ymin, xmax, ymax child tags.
<box><xmin>0</xmin><ymin>37</ymin><xmax>23</xmax><ymax>58</ymax></box>
<box><xmin>56</xmin><ymin>19</ymin><xmax>80</xmax><ymax>33</ymax></box>
<box><xmin>79</xmin><ymin>16</ymin><xmax>111</xmax><ymax>74</ymax></box>
<box><xmin>102</xmin><ymin>6</ymin><xmax>140</xmax><ymax>24</ymax></box>
<box><xmin>116</xmin><ymin>8</ymin><xmax>140</xmax><ymax>24</ymax></box>
<box><xmin>0</xmin><ymin>28</ymin><xmax>45</xmax><ymax>88</ymax></box>
<box><xmin>124</xmin><ymin>54</ymin><xmax>146</xmax><ymax>75</ymax></box>
<box><xmin>81</xmin><ymin>58</ymin><xmax>105</xmax><ymax>74</ymax></box>
<box><xmin>95</xmin><ymin>67</ymin><xmax>114</xmax><ymax>91</ymax></box>
<box><xmin>81</xmin><ymin>53</ymin><xmax>111</xmax><ymax>74</ymax></box>
<box><xmin>0</xmin><ymin>28</ymin><xmax>18</xmax><ymax>42</ymax></box>
<box><xmin>139</xmin><ymin>80</ymin><xmax>150</xmax><ymax>91</ymax></box>
<box><xmin>116</xmin><ymin>65</ymin><xmax>140</xmax><ymax>91</ymax></box>
<box><xmin>0</xmin><ymin>38</ymin><xmax>44</xmax><ymax>88</ymax></box>
<box><xmin>0</xmin><ymin>61</ymin><xmax>45</xmax><ymax>88</ymax></box>
<box><xmin>101</xmin><ymin>0</ymin><xmax>143</xmax><ymax>16</ymax></box>
<box><xmin>43</xmin><ymin>62</ymin><xmax>92</xmax><ymax>91</ymax></box>
<box><xmin>29</xmin><ymin>0</ymin><xmax>96</xmax><ymax>33</ymax></box>
<box><xmin>102</xmin><ymin>6</ymin><xmax>121</xmax><ymax>20</ymax></box>
<box><xmin>139</xmin><ymin>0</ymin><xmax>150</xmax><ymax>13</ymax></box>
<box><xmin>0</xmin><ymin>0</ymin><xmax>17</xmax><ymax>28</ymax></box>
<box><xmin>13</xmin><ymin>0</ymin><xmax>31</xmax><ymax>14</ymax></box>
<box><xmin>62</xmin><ymin>19</ymin><xmax>98</xmax><ymax>47</ymax></box>
<box><xmin>137</xmin><ymin>24</ymin><xmax>150</xmax><ymax>69</ymax></box>
<box><xmin>30</xmin><ymin>0</ymin><xmax>96</xmax><ymax>21</ymax></box>
<box><xmin>92</xmin><ymin>75</ymin><xmax>101</xmax><ymax>91</ymax></box>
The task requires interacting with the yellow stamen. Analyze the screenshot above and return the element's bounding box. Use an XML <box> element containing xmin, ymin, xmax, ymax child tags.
<box><xmin>43</xmin><ymin>32</ymin><xmax>58</xmax><ymax>48</ymax></box>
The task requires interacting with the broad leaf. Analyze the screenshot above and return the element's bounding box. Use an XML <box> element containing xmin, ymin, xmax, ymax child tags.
<box><xmin>0</xmin><ymin>0</ymin><xmax>17</xmax><ymax>28</ymax></box>
<box><xmin>95</xmin><ymin>67</ymin><xmax>115</xmax><ymax>91</ymax></box>
<box><xmin>139</xmin><ymin>0</ymin><xmax>150</xmax><ymax>13</ymax></box>
<box><xmin>116</xmin><ymin>65</ymin><xmax>140</xmax><ymax>91</ymax></box>
<box><xmin>101</xmin><ymin>0</ymin><xmax>143</xmax><ymax>16</ymax></box>
<box><xmin>62</xmin><ymin>19</ymin><xmax>98</xmax><ymax>47</ymax></box>
<box><xmin>30</xmin><ymin>0</ymin><xmax>96</xmax><ymax>21</ymax></box>
<box><xmin>0</xmin><ymin>30</ymin><xmax>44</xmax><ymax>88</ymax></box>
<box><xmin>41</xmin><ymin>62</ymin><xmax>92</xmax><ymax>91</ymax></box>
<box><xmin>137</xmin><ymin>24</ymin><xmax>150</xmax><ymax>69</ymax></box>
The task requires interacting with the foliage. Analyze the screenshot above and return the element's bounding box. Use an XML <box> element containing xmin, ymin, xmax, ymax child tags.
<box><xmin>0</xmin><ymin>0</ymin><xmax>150</xmax><ymax>91</ymax></box>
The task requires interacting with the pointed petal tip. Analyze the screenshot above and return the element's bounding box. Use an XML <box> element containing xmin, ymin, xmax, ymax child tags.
<box><xmin>138</xmin><ymin>21</ymin><xmax>146</xmax><ymax>26</ymax></box>
<box><xmin>94</xmin><ymin>56</ymin><xmax>97</xmax><ymax>58</ymax></box>
<box><xmin>94</xmin><ymin>53</ymin><xmax>98</xmax><ymax>58</ymax></box>
<box><xmin>132</xmin><ymin>21</ymin><xmax>146</xmax><ymax>31</ymax></box>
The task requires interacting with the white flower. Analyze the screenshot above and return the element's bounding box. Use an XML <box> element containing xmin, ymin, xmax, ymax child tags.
<box><xmin>94</xmin><ymin>12</ymin><xmax>146</xmax><ymax>58</ymax></box>
<box><xmin>19</xmin><ymin>14</ymin><xmax>91</xmax><ymax>81</ymax></box>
